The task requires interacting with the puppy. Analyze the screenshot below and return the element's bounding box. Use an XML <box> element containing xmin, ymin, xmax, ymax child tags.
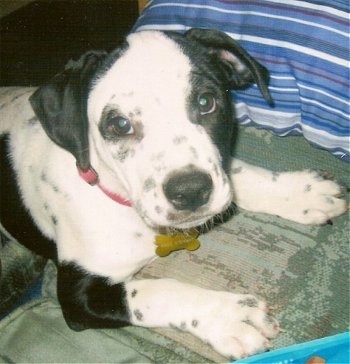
<box><xmin>0</xmin><ymin>29</ymin><xmax>346</xmax><ymax>359</ymax></box>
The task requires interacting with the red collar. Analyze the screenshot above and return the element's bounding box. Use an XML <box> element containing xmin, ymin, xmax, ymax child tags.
<box><xmin>78</xmin><ymin>166</ymin><xmax>132</xmax><ymax>207</ymax></box>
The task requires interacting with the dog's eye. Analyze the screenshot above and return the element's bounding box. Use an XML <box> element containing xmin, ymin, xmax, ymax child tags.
<box><xmin>198</xmin><ymin>93</ymin><xmax>216</xmax><ymax>115</ymax></box>
<box><xmin>108</xmin><ymin>117</ymin><xmax>134</xmax><ymax>136</ymax></box>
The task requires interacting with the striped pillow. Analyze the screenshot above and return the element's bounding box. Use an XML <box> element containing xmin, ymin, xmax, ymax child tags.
<box><xmin>132</xmin><ymin>0</ymin><xmax>349</xmax><ymax>162</ymax></box>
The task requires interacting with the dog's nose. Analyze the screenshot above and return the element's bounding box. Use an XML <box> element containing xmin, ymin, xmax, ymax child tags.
<box><xmin>163</xmin><ymin>168</ymin><xmax>213</xmax><ymax>211</ymax></box>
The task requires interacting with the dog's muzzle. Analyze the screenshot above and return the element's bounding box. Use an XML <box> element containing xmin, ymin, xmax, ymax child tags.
<box><xmin>163</xmin><ymin>167</ymin><xmax>213</xmax><ymax>211</ymax></box>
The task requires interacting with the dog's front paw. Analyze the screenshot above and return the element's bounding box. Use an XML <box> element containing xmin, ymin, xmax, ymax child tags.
<box><xmin>279</xmin><ymin>170</ymin><xmax>347</xmax><ymax>225</ymax></box>
<box><xmin>193</xmin><ymin>293</ymin><xmax>280</xmax><ymax>359</ymax></box>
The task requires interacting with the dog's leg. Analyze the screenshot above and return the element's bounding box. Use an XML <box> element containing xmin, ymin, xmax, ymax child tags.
<box><xmin>57</xmin><ymin>262</ymin><xmax>279</xmax><ymax>359</ymax></box>
<box><xmin>230</xmin><ymin>159</ymin><xmax>347</xmax><ymax>224</ymax></box>
<box><xmin>127</xmin><ymin>279</ymin><xmax>279</xmax><ymax>359</ymax></box>
<box><xmin>57</xmin><ymin>262</ymin><xmax>131</xmax><ymax>331</ymax></box>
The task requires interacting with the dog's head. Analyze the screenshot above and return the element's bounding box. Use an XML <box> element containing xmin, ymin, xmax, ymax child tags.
<box><xmin>30</xmin><ymin>29</ymin><xmax>271</xmax><ymax>229</ymax></box>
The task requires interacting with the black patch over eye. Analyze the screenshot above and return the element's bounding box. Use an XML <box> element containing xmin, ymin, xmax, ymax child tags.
<box><xmin>198</xmin><ymin>93</ymin><xmax>216</xmax><ymax>115</ymax></box>
<box><xmin>107</xmin><ymin>116</ymin><xmax>134</xmax><ymax>136</ymax></box>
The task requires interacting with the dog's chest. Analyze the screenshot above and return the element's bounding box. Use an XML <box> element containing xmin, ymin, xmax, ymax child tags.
<box><xmin>45</xmin><ymin>177</ymin><xmax>159</xmax><ymax>281</ymax></box>
<box><xmin>64</xmin><ymin>214</ymin><xmax>157</xmax><ymax>282</ymax></box>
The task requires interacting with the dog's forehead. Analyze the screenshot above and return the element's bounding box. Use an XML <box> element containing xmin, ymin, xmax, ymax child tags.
<box><xmin>88</xmin><ymin>31</ymin><xmax>193</xmax><ymax>121</ymax></box>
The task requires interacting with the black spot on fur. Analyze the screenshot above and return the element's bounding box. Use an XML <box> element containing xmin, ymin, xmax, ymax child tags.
<box><xmin>131</xmin><ymin>289</ymin><xmax>138</xmax><ymax>298</ymax></box>
<box><xmin>191</xmin><ymin>319</ymin><xmax>199</xmax><ymax>328</ymax></box>
<box><xmin>304</xmin><ymin>184</ymin><xmax>312</xmax><ymax>192</ymax></box>
<box><xmin>41</xmin><ymin>172</ymin><xmax>60</xmax><ymax>193</ymax></box>
<box><xmin>143</xmin><ymin>177</ymin><xmax>156</xmax><ymax>192</ymax></box>
<box><xmin>238</xmin><ymin>298</ymin><xmax>258</xmax><ymax>308</ymax></box>
<box><xmin>242</xmin><ymin>319</ymin><xmax>254</xmax><ymax>327</ymax></box>
<box><xmin>133</xmin><ymin>309</ymin><xmax>143</xmax><ymax>321</ymax></box>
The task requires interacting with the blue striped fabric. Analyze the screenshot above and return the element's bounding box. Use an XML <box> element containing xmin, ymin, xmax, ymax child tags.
<box><xmin>133</xmin><ymin>0</ymin><xmax>349</xmax><ymax>162</ymax></box>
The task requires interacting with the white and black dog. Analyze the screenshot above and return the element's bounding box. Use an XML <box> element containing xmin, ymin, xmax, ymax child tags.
<box><xmin>0</xmin><ymin>29</ymin><xmax>346</xmax><ymax>359</ymax></box>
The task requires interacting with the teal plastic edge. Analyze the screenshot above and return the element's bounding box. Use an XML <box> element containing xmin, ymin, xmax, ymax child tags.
<box><xmin>234</xmin><ymin>332</ymin><xmax>350</xmax><ymax>363</ymax></box>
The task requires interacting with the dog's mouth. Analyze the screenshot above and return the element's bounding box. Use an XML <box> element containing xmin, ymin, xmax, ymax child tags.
<box><xmin>140</xmin><ymin>197</ymin><xmax>234</xmax><ymax>231</ymax></box>
<box><xmin>165</xmin><ymin>211</ymin><xmax>215</xmax><ymax>229</ymax></box>
<box><xmin>153</xmin><ymin>201</ymin><xmax>237</xmax><ymax>232</ymax></box>
<box><xmin>141</xmin><ymin>211</ymin><xmax>212</xmax><ymax>231</ymax></box>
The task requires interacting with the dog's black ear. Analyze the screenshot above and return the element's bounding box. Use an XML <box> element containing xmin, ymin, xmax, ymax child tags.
<box><xmin>29</xmin><ymin>51</ymin><xmax>108</xmax><ymax>170</ymax></box>
<box><xmin>185</xmin><ymin>28</ymin><xmax>273</xmax><ymax>105</ymax></box>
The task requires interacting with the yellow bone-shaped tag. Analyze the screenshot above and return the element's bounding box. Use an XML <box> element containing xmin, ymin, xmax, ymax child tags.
<box><xmin>155</xmin><ymin>228</ymin><xmax>200</xmax><ymax>257</ymax></box>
